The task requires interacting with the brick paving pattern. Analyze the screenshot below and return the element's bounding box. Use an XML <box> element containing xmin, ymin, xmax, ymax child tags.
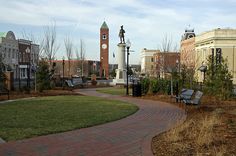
<box><xmin>0</xmin><ymin>88</ymin><xmax>186</xmax><ymax>156</ymax></box>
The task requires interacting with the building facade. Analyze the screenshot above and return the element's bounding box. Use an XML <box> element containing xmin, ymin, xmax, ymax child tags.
<box><xmin>140</xmin><ymin>48</ymin><xmax>159</xmax><ymax>76</ymax></box>
<box><xmin>100</xmin><ymin>21</ymin><xmax>109</xmax><ymax>79</ymax></box>
<box><xmin>18</xmin><ymin>39</ymin><xmax>39</xmax><ymax>80</ymax></box>
<box><xmin>53</xmin><ymin>59</ymin><xmax>100</xmax><ymax>78</ymax></box>
<box><xmin>0</xmin><ymin>31</ymin><xmax>39</xmax><ymax>81</ymax></box>
<box><xmin>195</xmin><ymin>28</ymin><xmax>236</xmax><ymax>84</ymax></box>
<box><xmin>0</xmin><ymin>31</ymin><xmax>19</xmax><ymax>78</ymax></box>
<box><xmin>180</xmin><ymin>29</ymin><xmax>196</xmax><ymax>68</ymax></box>
<box><xmin>154</xmin><ymin>52</ymin><xmax>180</xmax><ymax>78</ymax></box>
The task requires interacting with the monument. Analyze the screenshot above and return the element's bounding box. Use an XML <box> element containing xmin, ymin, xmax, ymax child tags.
<box><xmin>113</xmin><ymin>25</ymin><xmax>127</xmax><ymax>84</ymax></box>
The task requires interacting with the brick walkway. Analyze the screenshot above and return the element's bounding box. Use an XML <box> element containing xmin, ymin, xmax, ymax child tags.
<box><xmin>0</xmin><ymin>88</ymin><xmax>186</xmax><ymax>156</ymax></box>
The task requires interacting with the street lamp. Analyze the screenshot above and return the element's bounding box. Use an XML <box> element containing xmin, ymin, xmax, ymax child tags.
<box><xmin>176</xmin><ymin>59</ymin><xmax>180</xmax><ymax>74</ymax></box>
<box><xmin>126</xmin><ymin>39</ymin><xmax>131</xmax><ymax>96</ymax></box>
<box><xmin>199</xmin><ymin>63</ymin><xmax>207</xmax><ymax>82</ymax></box>
<box><xmin>101</xmin><ymin>57</ymin><xmax>104</xmax><ymax>78</ymax></box>
<box><xmin>25</xmin><ymin>47</ymin><xmax>31</xmax><ymax>93</ymax></box>
<box><xmin>175</xmin><ymin>59</ymin><xmax>180</xmax><ymax>102</ymax></box>
<box><xmin>62</xmin><ymin>56</ymin><xmax>65</xmax><ymax>89</ymax></box>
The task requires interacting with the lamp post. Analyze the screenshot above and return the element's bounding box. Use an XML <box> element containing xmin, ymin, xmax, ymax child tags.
<box><xmin>176</xmin><ymin>59</ymin><xmax>180</xmax><ymax>74</ymax></box>
<box><xmin>175</xmin><ymin>59</ymin><xmax>180</xmax><ymax>102</ymax></box>
<box><xmin>100</xmin><ymin>57</ymin><xmax>103</xmax><ymax>78</ymax></box>
<box><xmin>126</xmin><ymin>39</ymin><xmax>131</xmax><ymax>96</ymax></box>
<box><xmin>25</xmin><ymin>47</ymin><xmax>31</xmax><ymax>93</ymax></box>
<box><xmin>199</xmin><ymin>63</ymin><xmax>207</xmax><ymax>90</ymax></box>
<box><xmin>62</xmin><ymin>57</ymin><xmax>65</xmax><ymax>89</ymax></box>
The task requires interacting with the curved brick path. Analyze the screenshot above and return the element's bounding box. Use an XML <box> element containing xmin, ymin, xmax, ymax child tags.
<box><xmin>0</xmin><ymin>88</ymin><xmax>186</xmax><ymax>156</ymax></box>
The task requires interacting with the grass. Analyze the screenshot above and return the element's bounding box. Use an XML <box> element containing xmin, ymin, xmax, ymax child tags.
<box><xmin>0</xmin><ymin>96</ymin><xmax>138</xmax><ymax>141</ymax></box>
<box><xmin>96</xmin><ymin>87</ymin><xmax>132</xmax><ymax>95</ymax></box>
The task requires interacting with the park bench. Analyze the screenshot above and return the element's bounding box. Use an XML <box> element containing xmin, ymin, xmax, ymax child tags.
<box><xmin>175</xmin><ymin>89</ymin><xmax>194</xmax><ymax>102</ymax></box>
<box><xmin>65</xmin><ymin>80</ymin><xmax>74</xmax><ymax>90</ymax></box>
<box><xmin>0</xmin><ymin>87</ymin><xmax>10</xmax><ymax>100</ymax></box>
<box><xmin>72</xmin><ymin>77</ymin><xmax>87</xmax><ymax>88</ymax></box>
<box><xmin>183</xmin><ymin>91</ymin><xmax>203</xmax><ymax>105</ymax></box>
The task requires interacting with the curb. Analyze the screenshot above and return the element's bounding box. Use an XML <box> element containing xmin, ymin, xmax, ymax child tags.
<box><xmin>0</xmin><ymin>138</ymin><xmax>5</xmax><ymax>144</ymax></box>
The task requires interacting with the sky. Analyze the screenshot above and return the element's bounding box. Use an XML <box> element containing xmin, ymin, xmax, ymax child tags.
<box><xmin>0</xmin><ymin>0</ymin><xmax>236</xmax><ymax>64</ymax></box>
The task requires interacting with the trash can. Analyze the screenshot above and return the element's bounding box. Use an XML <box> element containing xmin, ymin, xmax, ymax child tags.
<box><xmin>132</xmin><ymin>82</ymin><xmax>142</xmax><ymax>97</ymax></box>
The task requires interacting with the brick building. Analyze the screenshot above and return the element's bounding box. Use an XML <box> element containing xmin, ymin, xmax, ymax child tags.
<box><xmin>18</xmin><ymin>39</ymin><xmax>39</xmax><ymax>80</ymax></box>
<box><xmin>52</xmin><ymin>59</ymin><xmax>100</xmax><ymax>78</ymax></box>
<box><xmin>180</xmin><ymin>29</ymin><xmax>196</xmax><ymax>68</ymax></box>
<box><xmin>154</xmin><ymin>52</ymin><xmax>180</xmax><ymax>78</ymax></box>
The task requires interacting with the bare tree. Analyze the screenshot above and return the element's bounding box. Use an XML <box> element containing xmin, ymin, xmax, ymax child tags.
<box><xmin>75</xmin><ymin>46</ymin><xmax>80</xmax><ymax>61</ymax></box>
<box><xmin>21</xmin><ymin>30</ymin><xmax>37</xmax><ymax>43</ymax></box>
<box><xmin>160</xmin><ymin>33</ymin><xmax>173</xmax><ymax>52</ymax></box>
<box><xmin>64</xmin><ymin>35</ymin><xmax>73</xmax><ymax>77</ymax></box>
<box><xmin>41</xmin><ymin>21</ymin><xmax>59</xmax><ymax>66</ymax></box>
<box><xmin>38</xmin><ymin>39</ymin><xmax>45</xmax><ymax>59</ymax></box>
<box><xmin>76</xmin><ymin>39</ymin><xmax>86</xmax><ymax>76</ymax></box>
<box><xmin>157</xmin><ymin>33</ymin><xmax>179</xmax><ymax>78</ymax></box>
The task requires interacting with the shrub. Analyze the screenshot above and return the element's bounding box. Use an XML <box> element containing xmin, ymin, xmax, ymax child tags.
<box><xmin>158</xmin><ymin>79</ymin><xmax>171</xmax><ymax>95</ymax></box>
<box><xmin>150</xmin><ymin>78</ymin><xmax>159</xmax><ymax>94</ymax></box>
<box><xmin>204</xmin><ymin>55</ymin><xmax>233</xmax><ymax>100</ymax></box>
<box><xmin>36</xmin><ymin>59</ymin><xmax>51</xmax><ymax>92</ymax></box>
<box><xmin>141</xmin><ymin>77</ymin><xmax>150</xmax><ymax>95</ymax></box>
<box><xmin>0</xmin><ymin>54</ymin><xmax>6</xmax><ymax>88</ymax></box>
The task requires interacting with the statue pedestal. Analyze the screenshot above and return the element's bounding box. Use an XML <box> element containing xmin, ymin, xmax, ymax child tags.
<box><xmin>113</xmin><ymin>43</ymin><xmax>127</xmax><ymax>85</ymax></box>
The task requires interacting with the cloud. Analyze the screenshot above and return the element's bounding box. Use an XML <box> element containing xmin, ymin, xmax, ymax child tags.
<box><xmin>0</xmin><ymin>0</ymin><xmax>236</xmax><ymax>64</ymax></box>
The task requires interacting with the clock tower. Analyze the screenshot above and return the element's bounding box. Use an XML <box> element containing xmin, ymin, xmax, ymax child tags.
<box><xmin>100</xmin><ymin>21</ymin><xmax>109</xmax><ymax>79</ymax></box>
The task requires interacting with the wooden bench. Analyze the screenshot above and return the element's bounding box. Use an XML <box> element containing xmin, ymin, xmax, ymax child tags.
<box><xmin>0</xmin><ymin>88</ymin><xmax>10</xmax><ymax>100</ymax></box>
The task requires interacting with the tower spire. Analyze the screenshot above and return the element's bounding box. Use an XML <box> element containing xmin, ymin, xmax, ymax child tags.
<box><xmin>101</xmin><ymin>21</ymin><xmax>109</xmax><ymax>29</ymax></box>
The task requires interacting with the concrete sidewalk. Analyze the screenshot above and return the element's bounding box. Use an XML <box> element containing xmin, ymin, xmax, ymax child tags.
<box><xmin>0</xmin><ymin>88</ymin><xmax>186</xmax><ymax>156</ymax></box>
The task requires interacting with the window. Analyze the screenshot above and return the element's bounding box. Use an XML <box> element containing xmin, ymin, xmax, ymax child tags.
<box><xmin>19</xmin><ymin>53</ymin><xmax>21</xmax><ymax>62</ymax></box>
<box><xmin>188</xmin><ymin>34</ymin><xmax>194</xmax><ymax>39</ymax></box>
<box><xmin>21</xmin><ymin>68</ymin><xmax>26</xmax><ymax>78</ymax></box>
<box><xmin>102</xmin><ymin>34</ymin><xmax>107</xmax><ymax>40</ymax></box>
<box><xmin>151</xmin><ymin>57</ymin><xmax>154</xmax><ymax>62</ymax></box>
<box><xmin>12</xmin><ymin>49</ymin><xmax>15</xmax><ymax>58</ymax></box>
<box><xmin>8</xmin><ymin>49</ymin><xmax>10</xmax><ymax>58</ymax></box>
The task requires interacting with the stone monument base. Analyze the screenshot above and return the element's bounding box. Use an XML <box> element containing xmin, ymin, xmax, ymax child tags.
<box><xmin>113</xmin><ymin>69</ymin><xmax>127</xmax><ymax>85</ymax></box>
<box><xmin>112</xmin><ymin>42</ymin><xmax>127</xmax><ymax>85</ymax></box>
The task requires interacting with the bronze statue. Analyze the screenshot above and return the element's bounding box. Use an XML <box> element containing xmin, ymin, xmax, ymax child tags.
<box><xmin>119</xmin><ymin>25</ymin><xmax>125</xmax><ymax>43</ymax></box>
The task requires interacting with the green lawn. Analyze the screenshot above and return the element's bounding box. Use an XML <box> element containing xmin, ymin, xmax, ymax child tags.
<box><xmin>96</xmin><ymin>87</ymin><xmax>132</xmax><ymax>95</ymax></box>
<box><xmin>0</xmin><ymin>96</ymin><xmax>138</xmax><ymax>141</ymax></box>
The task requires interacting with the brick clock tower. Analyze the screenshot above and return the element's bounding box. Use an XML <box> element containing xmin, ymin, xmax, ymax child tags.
<box><xmin>100</xmin><ymin>21</ymin><xmax>109</xmax><ymax>79</ymax></box>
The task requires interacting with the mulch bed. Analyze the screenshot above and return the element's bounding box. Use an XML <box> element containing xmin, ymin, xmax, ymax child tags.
<box><xmin>144</xmin><ymin>94</ymin><xmax>236</xmax><ymax>155</ymax></box>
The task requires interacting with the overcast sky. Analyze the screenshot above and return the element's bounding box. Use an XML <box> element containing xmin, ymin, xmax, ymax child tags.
<box><xmin>0</xmin><ymin>0</ymin><xmax>236</xmax><ymax>64</ymax></box>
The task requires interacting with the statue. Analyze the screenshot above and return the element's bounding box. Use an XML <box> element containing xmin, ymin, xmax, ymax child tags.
<box><xmin>119</xmin><ymin>25</ymin><xmax>125</xmax><ymax>43</ymax></box>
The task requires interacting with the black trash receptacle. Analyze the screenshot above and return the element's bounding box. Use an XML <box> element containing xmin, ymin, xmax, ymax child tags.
<box><xmin>132</xmin><ymin>83</ymin><xmax>142</xmax><ymax>97</ymax></box>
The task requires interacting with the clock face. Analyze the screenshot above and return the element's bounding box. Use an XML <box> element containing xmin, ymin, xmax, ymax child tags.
<box><xmin>102</xmin><ymin>43</ymin><xmax>107</xmax><ymax>49</ymax></box>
